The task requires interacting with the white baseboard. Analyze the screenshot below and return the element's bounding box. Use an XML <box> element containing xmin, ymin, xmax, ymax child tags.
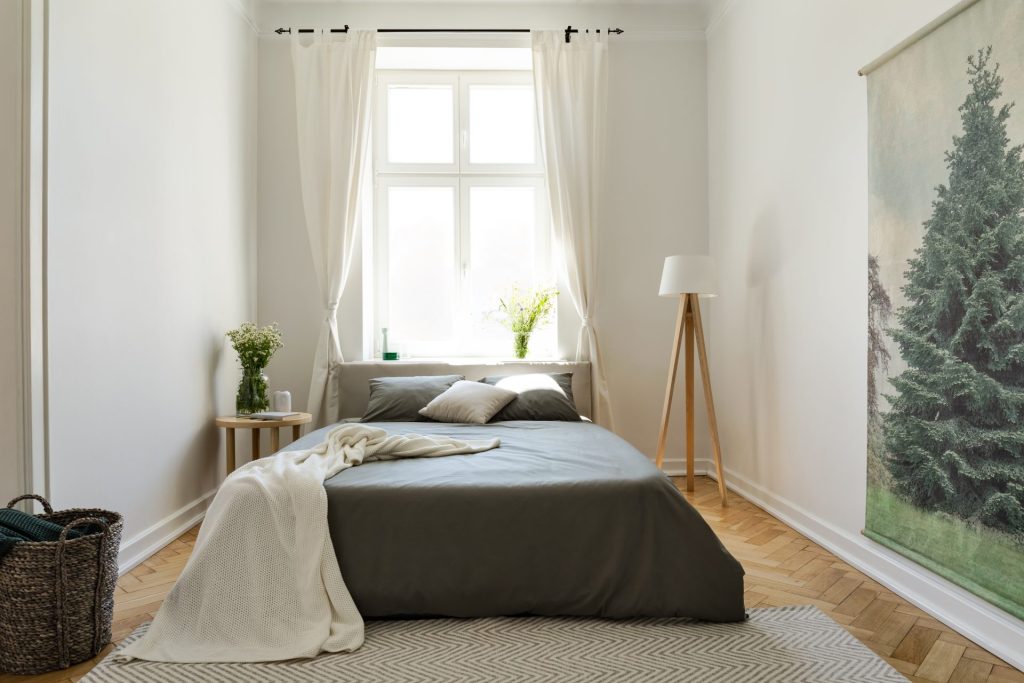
<box><xmin>676</xmin><ymin>462</ymin><xmax>1024</xmax><ymax>671</ymax></box>
<box><xmin>117</xmin><ymin>489</ymin><xmax>216</xmax><ymax>576</ymax></box>
<box><xmin>662</xmin><ymin>457</ymin><xmax>713</xmax><ymax>478</ymax></box>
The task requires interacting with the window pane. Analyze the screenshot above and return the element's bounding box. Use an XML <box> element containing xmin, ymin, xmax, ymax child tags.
<box><xmin>387</xmin><ymin>186</ymin><xmax>456</xmax><ymax>343</ymax></box>
<box><xmin>468</xmin><ymin>85</ymin><xmax>535</xmax><ymax>165</ymax></box>
<box><xmin>467</xmin><ymin>185</ymin><xmax>553</xmax><ymax>354</ymax></box>
<box><xmin>387</xmin><ymin>85</ymin><xmax>454</xmax><ymax>164</ymax></box>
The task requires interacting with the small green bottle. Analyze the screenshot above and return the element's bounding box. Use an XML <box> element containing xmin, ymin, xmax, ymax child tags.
<box><xmin>382</xmin><ymin>327</ymin><xmax>399</xmax><ymax>361</ymax></box>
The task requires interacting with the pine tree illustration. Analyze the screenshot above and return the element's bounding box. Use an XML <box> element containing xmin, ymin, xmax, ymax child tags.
<box><xmin>868</xmin><ymin>255</ymin><xmax>893</xmax><ymax>486</ymax></box>
<box><xmin>869</xmin><ymin>255</ymin><xmax>893</xmax><ymax>423</ymax></box>
<box><xmin>884</xmin><ymin>47</ymin><xmax>1024</xmax><ymax>535</ymax></box>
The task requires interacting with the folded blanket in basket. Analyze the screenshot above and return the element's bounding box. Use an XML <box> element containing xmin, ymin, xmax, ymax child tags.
<box><xmin>0</xmin><ymin>508</ymin><xmax>85</xmax><ymax>544</ymax></box>
<box><xmin>0</xmin><ymin>527</ymin><xmax>30</xmax><ymax>560</ymax></box>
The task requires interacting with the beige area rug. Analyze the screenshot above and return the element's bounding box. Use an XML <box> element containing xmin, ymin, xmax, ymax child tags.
<box><xmin>82</xmin><ymin>605</ymin><xmax>904</xmax><ymax>682</ymax></box>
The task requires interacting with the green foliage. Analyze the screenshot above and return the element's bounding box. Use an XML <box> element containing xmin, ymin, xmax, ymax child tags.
<box><xmin>494</xmin><ymin>286</ymin><xmax>557</xmax><ymax>359</ymax></box>
<box><xmin>226</xmin><ymin>322</ymin><xmax>284</xmax><ymax>371</ymax></box>
<box><xmin>494</xmin><ymin>285</ymin><xmax>557</xmax><ymax>336</ymax></box>
<box><xmin>867</xmin><ymin>485</ymin><xmax>1023</xmax><ymax>618</ymax></box>
<box><xmin>883</xmin><ymin>47</ymin><xmax>1024</xmax><ymax>535</ymax></box>
<box><xmin>236</xmin><ymin>366</ymin><xmax>270</xmax><ymax>415</ymax></box>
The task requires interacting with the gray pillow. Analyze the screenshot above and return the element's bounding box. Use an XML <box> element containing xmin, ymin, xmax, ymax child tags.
<box><xmin>482</xmin><ymin>373</ymin><xmax>582</xmax><ymax>422</ymax></box>
<box><xmin>362</xmin><ymin>375</ymin><xmax>464</xmax><ymax>422</ymax></box>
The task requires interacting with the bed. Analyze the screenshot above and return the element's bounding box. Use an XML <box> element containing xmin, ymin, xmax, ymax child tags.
<box><xmin>290</xmin><ymin>360</ymin><xmax>746</xmax><ymax>623</ymax></box>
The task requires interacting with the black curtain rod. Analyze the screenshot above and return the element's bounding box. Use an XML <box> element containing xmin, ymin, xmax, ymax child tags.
<box><xmin>274</xmin><ymin>25</ymin><xmax>624</xmax><ymax>43</ymax></box>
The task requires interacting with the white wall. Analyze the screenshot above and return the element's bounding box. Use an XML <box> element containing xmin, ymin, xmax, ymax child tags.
<box><xmin>0</xmin><ymin>0</ymin><xmax>24</xmax><ymax>506</ymax></box>
<box><xmin>256</xmin><ymin>2</ymin><xmax>710</xmax><ymax>463</ymax></box>
<box><xmin>45</xmin><ymin>0</ymin><xmax>258</xmax><ymax>562</ymax></box>
<box><xmin>706</xmin><ymin>0</ymin><xmax>1024</xmax><ymax>667</ymax></box>
<box><xmin>601</xmin><ymin>37</ymin><xmax>710</xmax><ymax>463</ymax></box>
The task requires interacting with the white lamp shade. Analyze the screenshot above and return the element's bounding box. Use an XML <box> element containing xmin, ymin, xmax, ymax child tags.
<box><xmin>659</xmin><ymin>254</ymin><xmax>718</xmax><ymax>297</ymax></box>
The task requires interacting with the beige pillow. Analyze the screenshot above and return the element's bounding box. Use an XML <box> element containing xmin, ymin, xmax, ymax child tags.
<box><xmin>418</xmin><ymin>380</ymin><xmax>518</xmax><ymax>424</ymax></box>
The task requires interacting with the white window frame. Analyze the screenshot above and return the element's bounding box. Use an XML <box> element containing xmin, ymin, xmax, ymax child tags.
<box><xmin>371</xmin><ymin>68</ymin><xmax>553</xmax><ymax>359</ymax></box>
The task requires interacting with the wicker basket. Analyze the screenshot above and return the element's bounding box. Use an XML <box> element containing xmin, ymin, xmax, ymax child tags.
<box><xmin>0</xmin><ymin>495</ymin><xmax>123</xmax><ymax>675</ymax></box>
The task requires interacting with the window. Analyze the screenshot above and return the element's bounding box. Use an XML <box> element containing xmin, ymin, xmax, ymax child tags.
<box><xmin>371</xmin><ymin>61</ymin><xmax>554</xmax><ymax>358</ymax></box>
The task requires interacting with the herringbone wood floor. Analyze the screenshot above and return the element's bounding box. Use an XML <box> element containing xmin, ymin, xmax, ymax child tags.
<box><xmin>4</xmin><ymin>476</ymin><xmax>1021</xmax><ymax>683</ymax></box>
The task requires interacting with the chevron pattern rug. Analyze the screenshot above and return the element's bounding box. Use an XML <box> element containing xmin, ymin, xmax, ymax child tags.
<box><xmin>81</xmin><ymin>605</ymin><xmax>903</xmax><ymax>682</ymax></box>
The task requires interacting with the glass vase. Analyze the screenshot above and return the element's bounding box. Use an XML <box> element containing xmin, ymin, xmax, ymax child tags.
<box><xmin>513</xmin><ymin>332</ymin><xmax>530</xmax><ymax>359</ymax></box>
<box><xmin>236</xmin><ymin>367</ymin><xmax>269</xmax><ymax>415</ymax></box>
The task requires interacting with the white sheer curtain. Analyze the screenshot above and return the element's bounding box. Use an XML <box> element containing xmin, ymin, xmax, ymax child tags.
<box><xmin>531</xmin><ymin>30</ymin><xmax>614</xmax><ymax>429</ymax></box>
<box><xmin>291</xmin><ymin>31</ymin><xmax>376</xmax><ymax>427</ymax></box>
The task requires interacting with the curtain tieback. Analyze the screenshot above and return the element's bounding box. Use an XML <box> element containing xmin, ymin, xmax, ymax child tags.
<box><xmin>325</xmin><ymin>302</ymin><xmax>339</xmax><ymax>320</ymax></box>
<box><xmin>581</xmin><ymin>316</ymin><xmax>593</xmax><ymax>328</ymax></box>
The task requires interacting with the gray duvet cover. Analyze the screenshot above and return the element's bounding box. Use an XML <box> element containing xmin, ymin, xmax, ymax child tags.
<box><xmin>289</xmin><ymin>420</ymin><xmax>745</xmax><ymax>622</ymax></box>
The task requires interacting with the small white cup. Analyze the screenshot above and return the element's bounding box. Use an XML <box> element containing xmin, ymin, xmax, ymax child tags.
<box><xmin>272</xmin><ymin>390</ymin><xmax>292</xmax><ymax>412</ymax></box>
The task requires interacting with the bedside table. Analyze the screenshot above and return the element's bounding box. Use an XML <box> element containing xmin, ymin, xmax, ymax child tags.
<box><xmin>214</xmin><ymin>412</ymin><xmax>313</xmax><ymax>475</ymax></box>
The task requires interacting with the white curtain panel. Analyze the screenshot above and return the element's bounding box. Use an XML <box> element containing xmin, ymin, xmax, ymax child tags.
<box><xmin>291</xmin><ymin>31</ymin><xmax>376</xmax><ymax>427</ymax></box>
<box><xmin>531</xmin><ymin>30</ymin><xmax>614</xmax><ymax>429</ymax></box>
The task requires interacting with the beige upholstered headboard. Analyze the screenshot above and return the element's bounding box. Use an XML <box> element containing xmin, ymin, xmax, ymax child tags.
<box><xmin>337</xmin><ymin>360</ymin><xmax>592</xmax><ymax>420</ymax></box>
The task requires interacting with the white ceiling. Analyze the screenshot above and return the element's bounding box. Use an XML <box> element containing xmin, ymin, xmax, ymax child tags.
<box><xmin>256</xmin><ymin>0</ymin><xmax>725</xmax><ymax>31</ymax></box>
<box><xmin>261</xmin><ymin>0</ymin><xmax>707</xmax><ymax>3</ymax></box>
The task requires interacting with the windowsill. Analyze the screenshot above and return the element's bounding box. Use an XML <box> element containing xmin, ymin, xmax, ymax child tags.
<box><xmin>351</xmin><ymin>357</ymin><xmax>573</xmax><ymax>364</ymax></box>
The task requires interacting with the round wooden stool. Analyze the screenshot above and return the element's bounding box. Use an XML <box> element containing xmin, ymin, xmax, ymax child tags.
<box><xmin>214</xmin><ymin>412</ymin><xmax>312</xmax><ymax>475</ymax></box>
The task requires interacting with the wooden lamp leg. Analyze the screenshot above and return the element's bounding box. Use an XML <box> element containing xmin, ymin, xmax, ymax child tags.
<box><xmin>685</xmin><ymin>302</ymin><xmax>695</xmax><ymax>492</ymax></box>
<box><xmin>689</xmin><ymin>294</ymin><xmax>728</xmax><ymax>505</ymax></box>
<box><xmin>655</xmin><ymin>294</ymin><xmax>687</xmax><ymax>469</ymax></box>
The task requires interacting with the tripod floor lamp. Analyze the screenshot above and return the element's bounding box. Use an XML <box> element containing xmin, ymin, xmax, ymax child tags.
<box><xmin>655</xmin><ymin>254</ymin><xmax>728</xmax><ymax>505</ymax></box>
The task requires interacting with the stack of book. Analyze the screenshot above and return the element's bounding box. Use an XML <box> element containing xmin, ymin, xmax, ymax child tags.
<box><xmin>241</xmin><ymin>412</ymin><xmax>299</xmax><ymax>420</ymax></box>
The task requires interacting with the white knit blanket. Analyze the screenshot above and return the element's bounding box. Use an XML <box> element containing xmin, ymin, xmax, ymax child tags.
<box><xmin>116</xmin><ymin>423</ymin><xmax>500</xmax><ymax>663</ymax></box>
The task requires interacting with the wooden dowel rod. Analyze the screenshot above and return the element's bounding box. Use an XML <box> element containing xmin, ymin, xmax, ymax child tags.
<box><xmin>685</xmin><ymin>306</ymin><xmax>695</xmax><ymax>492</ymax></box>
<box><xmin>690</xmin><ymin>293</ymin><xmax>728</xmax><ymax>505</ymax></box>
<box><xmin>655</xmin><ymin>295</ymin><xmax>687</xmax><ymax>469</ymax></box>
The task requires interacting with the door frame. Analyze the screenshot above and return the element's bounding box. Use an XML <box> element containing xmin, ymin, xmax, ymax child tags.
<box><xmin>18</xmin><ymin>0</ymin><xmax>49</xmax><ymax>503</ymax></box>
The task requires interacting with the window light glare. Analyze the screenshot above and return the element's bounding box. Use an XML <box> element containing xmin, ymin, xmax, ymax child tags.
<box><xmin>469</xmin><ymin>86</ymin><xmax>536</xmax><ymax>165</ymax></box>
<box><xmin>387</xmin><ymin>85</ymin><xmax>454</xmax><ymax>164</ymax></box>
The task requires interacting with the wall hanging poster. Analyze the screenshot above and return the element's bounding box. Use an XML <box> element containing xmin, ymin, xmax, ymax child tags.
<box><xmin>865</xmin><ymin>0</ymin><xmax>1024</xmax><ymax>620</ymax></box>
